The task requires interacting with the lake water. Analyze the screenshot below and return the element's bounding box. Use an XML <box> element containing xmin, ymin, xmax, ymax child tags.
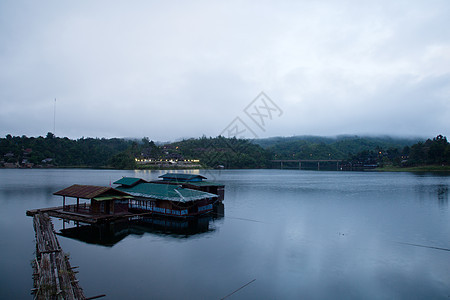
<box><xmin>0</xmin><ymin>169</ymin><xmax>449</xmax><ymax>299</ymax></box>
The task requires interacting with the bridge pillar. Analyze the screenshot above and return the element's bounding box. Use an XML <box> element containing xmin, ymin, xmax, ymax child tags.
<box><xmin>317</xmin><ymin>162</ymin><xmax>320</xmax><ymax>171</ymax></box>
<box><xmin>299</xmin><ymin>162</ymin><xmax>301</xmax><ymax>170</ymax></box>
<box><xmin>280</xmin><ymin>161</ymin><xmax>283</xmax><ymax>169</ymax></box>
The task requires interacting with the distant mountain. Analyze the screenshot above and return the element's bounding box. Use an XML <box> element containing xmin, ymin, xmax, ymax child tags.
<box><xmin>253</xmin><ymin>135</ymin><xmax>422</xmax><ymax>160</ymax></box>
<box><xmin>254</xmin><ymin>135</ymin><xmax>421</xmax><ymax>148</ymax></box>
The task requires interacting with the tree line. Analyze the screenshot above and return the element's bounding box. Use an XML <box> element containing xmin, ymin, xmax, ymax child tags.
<box><xmin>1</xmin><ymin>133</ymin><xmax>448</xmax><ymax>169</ymax></box>
<box><xmin>108</xmin><ymin>136</ymin><xmax>271</xmax><ymax>169</ymax></box>
<box><xmin>0</xmin><ymin>133</ymin><xmax>132</xmax><ymax>168</ymax></box>
<box><xmin>347</xmin><ymin>135</ymin><xmax>450</xmax><ymax>168</ymax></box>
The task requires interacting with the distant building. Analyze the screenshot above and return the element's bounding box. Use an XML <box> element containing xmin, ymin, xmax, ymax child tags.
<box><xmin>4</xmin><ymin>162</ymin><xmax>18</xmax><ymax>168</ymax></box>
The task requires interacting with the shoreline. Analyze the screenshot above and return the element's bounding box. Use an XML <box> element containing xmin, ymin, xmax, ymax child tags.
<box><xmin>2</xmin><ymin>165</ymin><xmax>450</xmax><ymax>173</ymax></box>
<box><xmin>376</xmin><ymin>165</ymin><xmax>450</xmax><ymax>172</ymax></box>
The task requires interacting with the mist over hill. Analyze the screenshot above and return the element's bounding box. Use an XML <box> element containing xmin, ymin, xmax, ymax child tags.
<box><xmin>253</xmin><ymin>135</ymin><xmax>422</xmax><ymax>160</ymax></box>
<box><xmin>254</xmin><ymin>135</ymin><xmax>421</xmax><ymax>148</ymax></box>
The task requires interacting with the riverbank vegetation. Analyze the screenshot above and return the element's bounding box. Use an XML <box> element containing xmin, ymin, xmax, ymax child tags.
<box><xmin>0</xmin><ymin>133</ymin><xmax>131</xmax><ymax>168</ymax></box>
<box><xmin>376</xmin><ymin>165</ymin><xmax>450</xmax><ymax>172</ymax></box>
<box><xmin>346</xmin><ymin>135</ymin><xmax>450</xmax><ymax>171</ymax></box>
<box><xmin>1</xmin><ymin>133</ymin><xmax>448</xmax><ymax>171</ymax></box>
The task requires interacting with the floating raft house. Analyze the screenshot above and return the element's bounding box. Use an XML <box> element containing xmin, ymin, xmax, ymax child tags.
<box><xmin>114</xmin><ymin>178</ymin><xmax>219</xmax><ymax>217</ymax></box>
<box><xmin>27</xmin><ymin>185</ymin><xmax>141</xmax><ymax>224</ymax></box>
<box><xmin>27</xmin><ymin>174</ymin><xmax>224</xmax><ymax>224</ymax></box>
<box><xmin>53</xmin><ymin>184</ymin><xmax>133</xmax><ymax>215</ymax></box>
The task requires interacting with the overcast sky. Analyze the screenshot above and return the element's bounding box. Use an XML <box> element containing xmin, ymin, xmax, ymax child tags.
<box><xmin>1</xmin><ymin>0</ymin><xmax>449</xmax><ymax>141</ymax></box>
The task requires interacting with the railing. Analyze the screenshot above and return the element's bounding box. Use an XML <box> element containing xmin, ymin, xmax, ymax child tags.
<box><xmin>63</xmin><ymin>203</ymin><xmax>90</xmax><ymax>214</ymax></box>
<box><xmin>271</xmin><ymin>159</ymin><xmax>343</xmax><ymax>171</ymax></box>
<box><xmin>129</xmin><ymin>203</ymin><xmax>189</xmax><ymax>216</ymax></box>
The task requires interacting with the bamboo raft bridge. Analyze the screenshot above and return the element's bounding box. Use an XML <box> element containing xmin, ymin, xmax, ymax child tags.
<box><xmin>31</xmin><ymin>213</ymin><xmax>88</xmax><ymax>299</ymax></box>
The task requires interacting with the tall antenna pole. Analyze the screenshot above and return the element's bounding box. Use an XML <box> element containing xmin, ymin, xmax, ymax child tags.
<box><xmin>53</xmin><ymin>98</ymin><xmax>56</xmax><ymax>135</ymax></box>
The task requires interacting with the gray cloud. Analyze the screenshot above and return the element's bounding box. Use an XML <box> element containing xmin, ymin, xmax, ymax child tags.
<box><xmin>0</xmin><ymin>0</ymin><xmax>449</xmax><ymax>140</ymax></box>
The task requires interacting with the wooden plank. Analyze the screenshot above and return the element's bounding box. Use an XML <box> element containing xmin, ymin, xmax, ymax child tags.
<box><xmin>31</xmin><ymin>213</ymin><xmax>86</xmax><ymax>300</ymax></box>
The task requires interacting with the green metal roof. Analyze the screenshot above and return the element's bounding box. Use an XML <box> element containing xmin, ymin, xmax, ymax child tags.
<box><xmin>113</xmin><ymin>177</ymin><xmax>147</xmax><ymax>187</ymax></box>
<box><xmin>116</xmin><ymin>183</ymin><xmax>217</xmax><ymax>203</ymax></box>
<box><xmin>158</xmin><ymin>173</ymin><xmax>207</xmax><ymax>181</ymax></box>
<box><xmin>165</xmin><ymin>181</ymin><xmax>224</xmax><ymax>187</ymax></box>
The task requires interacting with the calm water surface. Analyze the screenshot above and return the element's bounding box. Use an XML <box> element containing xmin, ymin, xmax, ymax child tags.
<box><xmin>0</xmin><ymin>169</ymin><xmax>449</xmax><ymax>299</ymax></box>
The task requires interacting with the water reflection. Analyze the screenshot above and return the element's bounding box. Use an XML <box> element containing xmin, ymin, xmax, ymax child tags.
<box><xmin>58</xmin><ymin>203</ymin><xmax>225</xmax><ymax>247</ymax></box>
<box><xmin>437</xmin><ymin>185</ymin><xmax>448</xmax><ymax>207</ymax></box>
<box><xmin>414</xmin><ymin>182</ymin><xmax>449</xmax><ymax>209</ymax></box>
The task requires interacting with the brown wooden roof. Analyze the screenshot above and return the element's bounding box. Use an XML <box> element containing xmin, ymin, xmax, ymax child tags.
<box><xmin>53</xmin><ymin>184</ymin><xmax>130</xmax><ymax>199</ymax></box>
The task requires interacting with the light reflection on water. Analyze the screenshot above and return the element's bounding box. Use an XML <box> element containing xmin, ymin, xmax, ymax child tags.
<box><xmin>0</xmin><ymin>169</ymin><xmax>449</xmax><ymax>299</ymax></box>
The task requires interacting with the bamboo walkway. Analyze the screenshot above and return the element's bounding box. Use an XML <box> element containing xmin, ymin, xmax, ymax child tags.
<box><xmin>31</xmin><ymin>213</ymin><xmax>86</xmax><ymax>300</ymax></box>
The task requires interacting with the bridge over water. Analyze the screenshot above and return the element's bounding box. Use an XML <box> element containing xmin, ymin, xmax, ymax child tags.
<box><xmin>271</xmin><ymin>159</ymin><xmax>343</xmax><ymax>171</ymax></box>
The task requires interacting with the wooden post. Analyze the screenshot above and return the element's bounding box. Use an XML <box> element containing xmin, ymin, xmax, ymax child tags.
<box><xmin>76</xmin><ymin>197</ymin><xmax>79</xmax><ymax>211</ymax></box>
<box><xmin>317</xmin><ymin>161</ymin><xmax>320</xmax><ymax>171</ymax></box>
<box><xmin>280</xmin><ymin>161</ymin><xmax>283</xmax><ymax>169</ymax></box>
<box><xmin>63</xmin><ymin>196</ymin><xmax>65</xmax><ymax>210</ymax></box>
<box><xmin>337</xmin><ymin>161</ymin><xmax>339</xmax><ymax>171</ymax></box>
<box><xmin>299</xmin><ymin>161</ymin><xmax>301</xmax><ymax>170</ymax></box>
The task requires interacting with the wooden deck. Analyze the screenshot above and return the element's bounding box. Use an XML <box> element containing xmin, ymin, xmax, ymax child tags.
<box><xmin>31</xmin><ymin>213</ymin><xmax>86</xmax><ymax>300</ymax></box>
<box><xmin>26</xmin><ymin>204</ymin><xmax>152</xmax><ymax>224</ymax></box>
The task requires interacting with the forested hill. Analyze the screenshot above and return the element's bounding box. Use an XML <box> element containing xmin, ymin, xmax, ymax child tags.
<box><xmin>0</xmin><ymin>133</ymin><xmax>133</xmax><ymax>168</ymax></box>
<box><xmin>255</xmin><ymin>135</ymin><xmax>421</xmax><ymax>160</ymax></box>
<box><xmin>108</xmin><ymin>136</ymin><xmax>270</xmax><ymax>169</ymax></box>
<box><xmin>169</xmin><ymin>136</ymin><xmax>270</xmax><ymax>168</ymax></box>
